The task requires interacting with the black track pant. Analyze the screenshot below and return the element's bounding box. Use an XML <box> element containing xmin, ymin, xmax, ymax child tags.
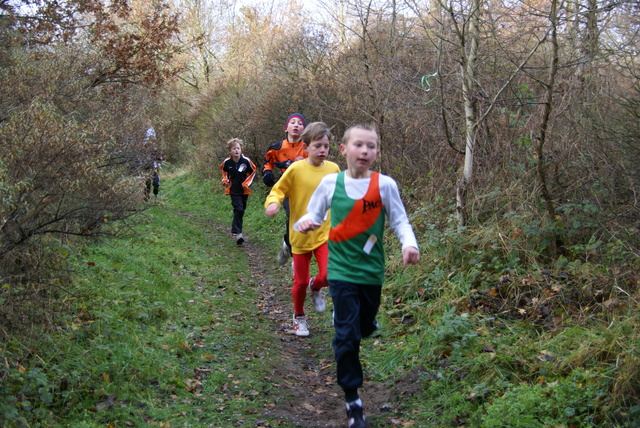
<box><xmin>230</xmin><ymin>194</ymin><xmax>248</xmax><ymax>234</ymax></box>
<box><xmin>329</xmin><ymin>279</ymin><xmax>382</xmax><ymax>402</ymax></box>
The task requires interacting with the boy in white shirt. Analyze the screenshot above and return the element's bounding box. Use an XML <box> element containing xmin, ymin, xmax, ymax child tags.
<box><xmin>295</xmin><ymin>124</ymin><xmax>420</xmax><ymax>428</ymax></box>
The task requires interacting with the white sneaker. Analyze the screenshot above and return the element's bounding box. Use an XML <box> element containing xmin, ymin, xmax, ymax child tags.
<box><xmin>293</xmin><ymin>315</ymin><xmax>310</xmax><ymax>337</ymax></box>
<box><xmin>308</xmin><ymin>278</ymin><xmax>326</xmax><ymax>313</ymax></box>
<box><xmin>277</xmin><ymin>240</ymin><xmax>291</xmax><ymax>265</ymax></box>
<box><xmin>236</xmin><ymin>233</ymin><xmax>244</xmax><ymax>245</ymax></box>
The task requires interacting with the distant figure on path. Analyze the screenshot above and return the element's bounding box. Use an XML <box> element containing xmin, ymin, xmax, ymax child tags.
<box><xmin>142</xmin><ymin>122</ymin><xmax>162</xmax><ymax>202</ymax></box>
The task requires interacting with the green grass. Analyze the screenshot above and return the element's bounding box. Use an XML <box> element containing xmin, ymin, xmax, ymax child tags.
<box><xmin>1</xmin><ymin>168</ymin><xmax>295</xmax><ymax>427</ymax></box>
<box><xmin>2</xmin><ymin>167</ymin><xmax>638</xmax><ymax>427</ymax></box>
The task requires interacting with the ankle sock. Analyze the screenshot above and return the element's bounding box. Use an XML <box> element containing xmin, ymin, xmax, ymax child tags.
<box><xmin>346</xmin><ymin>398</ymin><xmax>362</xmax><ymax>410</ymax></box>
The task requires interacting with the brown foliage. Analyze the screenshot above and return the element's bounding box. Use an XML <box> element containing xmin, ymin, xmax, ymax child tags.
<box><xmin>4</xmin><ymin>0</ymin><xmax>183</xmax><ymax>87</ymax></box>
<box><xmin>0</xmin><ymin>1</ymin><xmax>190</xmax><ymax>329</ymax></box>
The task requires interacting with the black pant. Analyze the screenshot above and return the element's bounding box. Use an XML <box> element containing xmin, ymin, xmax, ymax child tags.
<box><xmin>282</xmin><ymin>197</ymin><xmax>291</xmax><ymax>249</ymax></box>
<box><xmin>230</xmin><ymin>194</ymin><xmax>248</xmax><ymax>234</ymax></box>
<box><xmin>145</xmin><ymin>172</ymin><xmax>160</xmax><ymax>199</ymax></box>
<box><xmin>329</xmin><ymin>279</ymin><xmax>382</xmax><ymax>402</ymax></box>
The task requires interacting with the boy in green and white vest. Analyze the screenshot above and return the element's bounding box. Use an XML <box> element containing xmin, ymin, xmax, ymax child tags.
<box><xmin>295</xmin><ymin>124</ymin><xmax>420</xmax><ymax>428</ymax></box>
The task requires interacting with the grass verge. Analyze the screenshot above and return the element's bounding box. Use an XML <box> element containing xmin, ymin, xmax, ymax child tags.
<box><xmin>1</xmin><ymin>168</ymin><xmax>299</xmax><ymax>427</ymax></box>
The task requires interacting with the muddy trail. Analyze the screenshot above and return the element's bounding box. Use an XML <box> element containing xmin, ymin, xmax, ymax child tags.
<box><xmin>176</xmin><ymin>210</ymin><xmax>420</xmax><ymax>427</ymax></box>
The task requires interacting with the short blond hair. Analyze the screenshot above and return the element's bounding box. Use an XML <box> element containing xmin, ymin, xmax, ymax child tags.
<box><xmin>226</xmin><ymin>138</ymin><xmax>243</xmax><ymax>150</ymax></box>
<box><xmin>341</xmin><ymin>124</ymin><xmax>378</xmax><ymax>145</ymax></box>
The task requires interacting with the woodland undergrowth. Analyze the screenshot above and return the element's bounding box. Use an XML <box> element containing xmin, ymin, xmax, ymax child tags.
<box><xmin>1</xmin><ymin>167</ymin><xmax>638</xmax><ymax>427</ymax></box>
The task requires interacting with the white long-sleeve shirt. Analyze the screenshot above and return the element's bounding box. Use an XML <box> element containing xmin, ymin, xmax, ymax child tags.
<box><xmin>294</xmin><ymin>172</ymin><xmax>419</xmax><ymax>252</ymax></box>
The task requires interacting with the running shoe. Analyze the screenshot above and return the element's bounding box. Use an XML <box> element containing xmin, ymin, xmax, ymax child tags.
<box><xmin>293</xmin><ymin>315</ymin><xmax>309</xmax><ymax>337</ymax></box>
<box><xmin>277</xmin><ymin>240</ymin><xmax>290</xmax><ymax>265</ymax></box>
<box><xmin>308</xmin><ymin>278</ymin><xmax>326</xmax><ymax>313</ymax></box>
<box><xmin>346</xmin><ymin>401</ymin><xmax>369</xmax><ymax>428</ymax></box>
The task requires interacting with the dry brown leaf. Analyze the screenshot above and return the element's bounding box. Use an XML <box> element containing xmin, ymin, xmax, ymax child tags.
<box><xmin>302</xmin><ymin>402</ymin><xmax>323</xmax><ymax>413</ymax></box>
<box><xmin>603</xmin><ymin>299</ymin><xmax>621</xmax><ymax>310</ymax></box>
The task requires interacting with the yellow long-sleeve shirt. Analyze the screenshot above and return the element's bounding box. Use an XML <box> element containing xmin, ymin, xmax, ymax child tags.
<box><xmin>264</xmin><ymin>159</ymin><xmax>340</xmax><ymax>254</ymax></box>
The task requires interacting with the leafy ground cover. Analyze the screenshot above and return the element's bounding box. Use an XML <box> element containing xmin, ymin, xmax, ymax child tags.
<box><xmin>1</xmin><ymin>167</ymin><xmax>639</xmax><ymax>427</ymax></box>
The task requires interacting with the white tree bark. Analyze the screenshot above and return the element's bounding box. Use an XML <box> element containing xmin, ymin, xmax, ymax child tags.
<box><xmin>456</xmin><ymin>0</ymin><xmax>481</xmax><ymax>227</ymax></box>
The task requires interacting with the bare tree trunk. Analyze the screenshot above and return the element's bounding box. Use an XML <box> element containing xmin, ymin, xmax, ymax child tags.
<box><xmin>537</xmin><ymin>0</ymin><xmax>564</xmax><ymax>254</ymax></box>
<box><xmin>456</xmin><ymin>0</ymin><xmax>481</xmax><ymax>227</ymax></box>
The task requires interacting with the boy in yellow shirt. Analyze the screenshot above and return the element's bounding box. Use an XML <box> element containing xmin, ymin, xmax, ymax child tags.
<box><xmin>265</xmin><ymin>122</ymin><xmax>340</xmax><ymax>336</ymax></box>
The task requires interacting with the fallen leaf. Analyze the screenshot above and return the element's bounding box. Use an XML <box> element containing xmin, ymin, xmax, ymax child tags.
<box><xmin>603</xmin><ymin>299</ymin><xmax>621</xmax><ymax>310</ymax></box>
<box><xmin>95</xmin><ymin>395</ymin><xmax>116</xmax><ymax>410</ymax></box>
<box><xmin>302</xmin><ymin>402</ymin><xmax>321</xmax><ymax>413</ymax></box>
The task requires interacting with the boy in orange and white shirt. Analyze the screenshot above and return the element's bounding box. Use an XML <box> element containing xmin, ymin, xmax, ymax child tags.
<box><xmin>262</xmin><ymin>113</ymin><xmax>308</xmax><ymax>265</ymax></box>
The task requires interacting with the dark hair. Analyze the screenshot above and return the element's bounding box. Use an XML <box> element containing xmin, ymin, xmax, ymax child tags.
<box><xmin>341</xmin><ymin>124</ymin><xmax>378</xmax><ymax>145</ymax></box>
<box><xmin>301</xmin><ymin>122</ymin><xmax>332</xmax><ymax>145</ymax></box>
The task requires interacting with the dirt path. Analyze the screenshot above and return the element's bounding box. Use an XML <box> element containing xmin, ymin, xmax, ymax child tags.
<box><xmin>239</xmin><ymin>238</ymin><xmax>394</xmax><ymax>428</ymax></box>
<box><xmin>177</xmin><ymin>211</ymin><xmax>397</xmax><ymax>427</ymax></box>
